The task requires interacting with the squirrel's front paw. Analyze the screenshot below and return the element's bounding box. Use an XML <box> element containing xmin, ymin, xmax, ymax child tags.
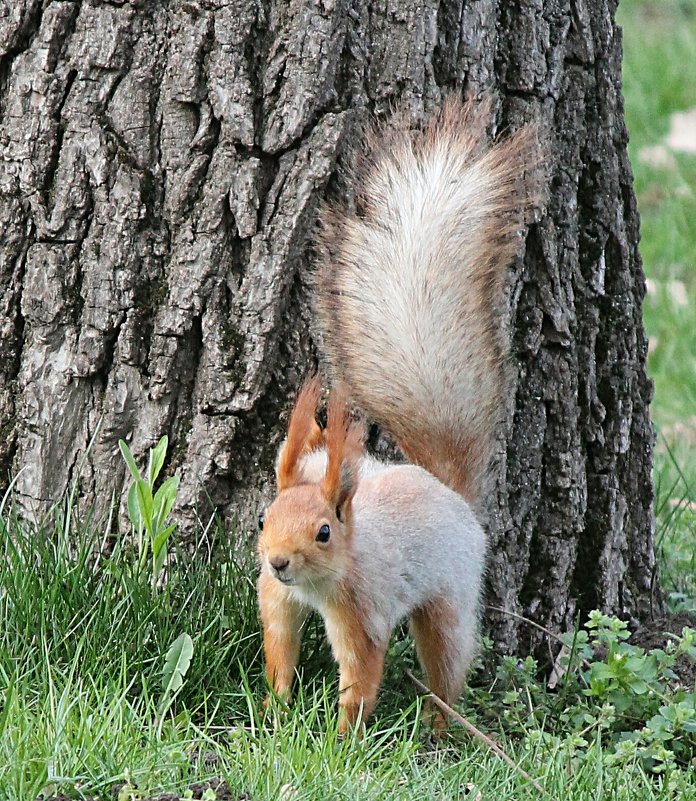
<box><xmin>261</xmin><ymin>692</ymin><xmax>292</xmax><ymax>731</ymax></box>
<box><xmin>337</xmin><ymin>701</ymin><xmax>366</xmax><ymax>739</ymax></box>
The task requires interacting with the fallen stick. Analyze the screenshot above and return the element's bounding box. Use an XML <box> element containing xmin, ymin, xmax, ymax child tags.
<box><xmin>486</xmin><ymin>605</ymin><xmax>593</xmax><ymax>673</ymax></box>
<box><xmin>404</xmin><ymin>669</ymin><xmax>558</xmax><ymax>801</ymax></box>
<box><xmin>486</xmin><ymin>604</ymin><xmax>565</xmax><ymax>644</ymax></box>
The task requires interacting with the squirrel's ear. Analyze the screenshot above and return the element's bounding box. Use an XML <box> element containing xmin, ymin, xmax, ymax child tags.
<box><xmin>333</xmin><ymin>458</ymin><xmax>358</xmax><ymax>517</ymax></box>
<box><xmin>276</xmin><ymin>375</ymin><xmax>323</xmax><ymax>491</ymax></box>
<box><xmin>321</xmin><ymin>387</ymin><xmax>364</xmax><ymax>515</ymax></box>
<box><xmin>303</xmin><ymin>420</ymin><xmax>325</xmax><ymax>452</ymax></box>
<box><xmin>275</xmin><ymin>419</ymin><xmax>324</xmax><ymax>479</ymax></box>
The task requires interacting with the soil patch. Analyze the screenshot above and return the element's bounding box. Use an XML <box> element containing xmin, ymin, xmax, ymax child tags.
<box><xmin>630</xmin><ymin>610</ymin><xmax>696</xmax><ymax>691</ymax></box>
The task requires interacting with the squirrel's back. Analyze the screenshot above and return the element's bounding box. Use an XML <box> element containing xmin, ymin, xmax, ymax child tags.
<box><xmin>285</xmin><ymin>453</ymin><xmax>486</xmax><ymax>649</ymax></box>
<box><xmin>315</xmin><ymin>97</ymin><xmax>538</xmax><ymax>503</ymax></box>
<box><xmin>351</xmin><ymin>464</ymin><xmax>485</xmax><ymax>624</ymax></box>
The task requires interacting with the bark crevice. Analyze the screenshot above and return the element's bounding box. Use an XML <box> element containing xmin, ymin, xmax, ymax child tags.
<box><xmin>0</xmin><ymin>0</ymin><xmax>659</xmax><ymax>654</ymax></box>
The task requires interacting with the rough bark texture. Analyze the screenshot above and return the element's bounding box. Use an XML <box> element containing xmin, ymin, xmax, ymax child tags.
<box><xmin>0</xmin><ymin>0</ymin><xmax>658</xmax><ymax>654</ymax></box>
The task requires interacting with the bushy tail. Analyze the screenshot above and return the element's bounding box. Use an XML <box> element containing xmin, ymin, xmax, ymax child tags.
<box><xmin>314</xmin><ymin>96</ymin><xmax>539</xmax><ymax>504</ymax></box>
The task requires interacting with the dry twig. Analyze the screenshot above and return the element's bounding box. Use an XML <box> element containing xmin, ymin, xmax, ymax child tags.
<box><xmin>486</xmin><ymin>604</ymin><xmax>593</xmax><ymax>672</ymax></box>
<box><xmin>405</xmin><ymin>669</ymin><xmax>559</xmax><ymax>801</ymax></box>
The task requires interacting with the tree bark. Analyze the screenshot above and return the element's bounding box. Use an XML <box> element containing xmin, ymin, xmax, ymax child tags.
<box><xmin>0</xmin><ymin>0</ymin><xmax>659</xmax><ymax>654</ymax></box>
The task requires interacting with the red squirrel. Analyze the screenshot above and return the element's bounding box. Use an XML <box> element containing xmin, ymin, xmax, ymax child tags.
<box><xmin>256</xmin><ymin>96</ymin><xmax>538</xmax><ymax>733</ymax></box>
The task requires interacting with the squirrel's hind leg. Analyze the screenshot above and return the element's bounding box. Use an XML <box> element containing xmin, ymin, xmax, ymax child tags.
<box><xmin>409</xmin><ymin>596</ymin><xmax>477</xmax><ymax>731</ymax></box>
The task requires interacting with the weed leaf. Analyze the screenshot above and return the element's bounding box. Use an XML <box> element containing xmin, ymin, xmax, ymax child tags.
<box><xmin>148</xmin><ymin>436</ymin><xmax>169</xmax><ymax>486</ymax></box>
<box><xmin>126</xmin><ymin>484</ymin><xmax>141</xmax><ymax>530</ymax></box>
<box><xmin>153</xmin><ymin>476</ymin><xmax>180</xmax><ymax>530</ymax></box>
<box><xmin>153</xmin><ymin>524</ymin><xmax>176</xmax><ymax>560</ymax></box>
<box><xmin>161</xmin><ymin>632</ymin><xmax>194</xmax><ymax>697</ymax></box>
<box><xmin>136</xmin><ymin>479</ymin><xmax>154</xmax><ymax>533</ymax></box>
<box><xmin>118</xmin><ymin>440</ymin><xmax>141</xmax><ymax>482</ymax></box>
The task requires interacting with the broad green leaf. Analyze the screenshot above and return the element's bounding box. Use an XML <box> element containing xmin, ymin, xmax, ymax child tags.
<box><xmin>161</xmin><ymin>632</ymin><xmax>194</xmax><ymax>696</ymax></box>
<box><xmin>626</xmin><ymin>677</ymin><xmax>649</xmax><ymax>695</ymax></box>
<box><xmin>625</xmin><ymin>656</ymin><xmax>651</xmax><ymax>675</ymax></box>
<box><xmin>119</xmin><ymin>439</ymin><xmax>141</xmax><ymax>482</ymax></box>
<box><xmin>153</xmin><ymin>476</ymin><xmax>179</xmax><ymax>531</ymax></box>
<box><xmin>126</xmin><ymin>483</ymin><xmax>141</xmax><ymax>530</ymax></box>
<box><xmin>589</xmin><ymin>663</ymin><xmax>616</xmax><ymax>681</ymax></box>
<box><xmin>153</xmin><ymin>524</ymin><xmax>176</xmax><ymax>559</ymax></box>
<box><xmin>136</xmin><ymin>478</ymin><xmax>154</xmax><ymax>534</ymax></box>
<box><xmin>148</xmin><ymin>435</ymin><xmax>168</xmax><ymax>486</ymax></box>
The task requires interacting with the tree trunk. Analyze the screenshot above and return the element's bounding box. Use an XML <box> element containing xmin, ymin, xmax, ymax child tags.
<box><xmin>0</xmin><ymin>0</ymin><xmax>659</xmax><ymax>654</ymax></box>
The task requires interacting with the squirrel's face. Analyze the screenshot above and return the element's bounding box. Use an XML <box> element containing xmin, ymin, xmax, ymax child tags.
<box><xmin>257</xmin><ymin>484</ymin><xmax>352</xmax><ymax>591</ymax></box>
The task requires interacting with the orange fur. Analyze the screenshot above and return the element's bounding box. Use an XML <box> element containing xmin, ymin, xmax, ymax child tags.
<box><xmin>276</xmin><ymin>375</ymin><xmax>323</xmax><ymax>490</ymax></box>
<box><xmin>257</xmin><ymin>95</ymin><xmax>538</xmax><ymax>735</ymax></box>
<box><xmin>258</xmin><ymin>388</ymin><xmax>370</xmax><ymax>720</ymax></box>
<box><xmin>321</xmin><ymin>386</ymin><xmax>365</xmax><ymax>514</ymax></box>
<box><xmin>409</xmin><ymin>597</ymin><xmax>462</xmax><ymax>730</ymax></box>
<box><xmin>303</xmin><ymin>420</ymin><xmax>325</xmax><ymax>453</ymax></box>
<box><xmin>314</xmin><ymin>94</ymin><xmax>541</xmax><ymax>502</ymax></box>
<box><xmin>323</xmin><ymin>591</ymin><xmax>386</xmax><ymax>734</ymax></box>
<box><xmin>261</xmin><ymin>483</ymin><xmax>351</xmax><ymax>571</ymax></box>
<box><xmin>258</xmin><ymin>571</ymin><xmax>306</xmax><ymax>699</ymax></box>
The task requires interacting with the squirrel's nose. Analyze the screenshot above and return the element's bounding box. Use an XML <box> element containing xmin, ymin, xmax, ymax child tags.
<box><xmin>270</xmin><ymin>556</ymin><xmax>290</xmax><ymax>572</ymax></box>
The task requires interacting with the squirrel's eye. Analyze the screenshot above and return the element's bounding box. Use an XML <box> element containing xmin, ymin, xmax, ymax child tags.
<box><xmin>258</xmin><ymin>512</ymin><xmax>265</xmax><ymax>531</ymax></box>
<box><xmin>316</xmin><ymin>523</ymin><xmax>331</xmax><ymax>543</ymax></box>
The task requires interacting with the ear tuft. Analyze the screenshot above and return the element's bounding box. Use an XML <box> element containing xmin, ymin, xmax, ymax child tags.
<box><xmin>321</xmin><ymin>385</ymin><xmax>365</xmax><ymax>513</ymax></box>
<box><xmin>336</xmin><ymin>459</ymin><xmax>357</xmax><ymax>509</ymax></box>
<box><xmin>276</xmin><ymin>374</ymin><xmax>323</xmax><ymax>491</ymax></box>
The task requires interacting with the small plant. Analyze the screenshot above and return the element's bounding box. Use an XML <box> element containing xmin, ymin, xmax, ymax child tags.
<box><xmin>158</xmin><ymin>631</ymin><xmax>194</xmax><ymax>732</ymax></box>
<box><xmin>471</xmin><ymin>611</ymin><xmax>696</xmax><ymax>775</ymax></box>
<box><xmin>117</xmin><ymin>771</ymin><xmax>140</xmax><ymax>801</ymax></box>
<box><xmin>578</xmin><ymin>612</ymin><xmax>696</xmax><ymax>769</ymax></box>
<box><xmin>119</xmin><ymin>435</ymin><xmax>180</xmax><ymax>589</ymax></box>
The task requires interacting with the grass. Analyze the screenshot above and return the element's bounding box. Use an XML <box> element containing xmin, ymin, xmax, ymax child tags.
<box><xmin>1</xmin><ymin>497</ymin><xmax>693</xmax><ymax>801</ymax></box>
<box><xmin>1</xmin><ymin>2</ymin><xmax>695</xmax><ymax>799</ymax></box>
<box><xmin>618</xmin><ymin>0</ymin><xmax>696</xmax><ymax>610</ymax></box>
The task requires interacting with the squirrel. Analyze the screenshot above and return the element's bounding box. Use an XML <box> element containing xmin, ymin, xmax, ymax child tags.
<box><xmin>256</xmin><ymin>96</ymin><xmax>538</xmax><ymax>734</ymax></box>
